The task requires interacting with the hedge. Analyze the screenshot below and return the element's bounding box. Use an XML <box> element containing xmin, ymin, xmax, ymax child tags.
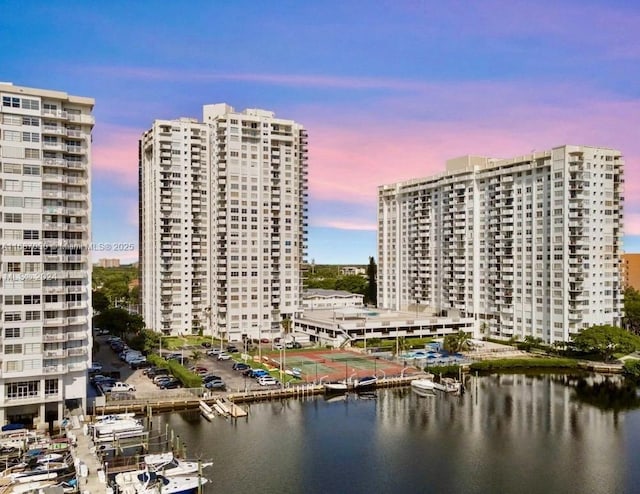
<box><xmin>147</xmin><ymin>354</ymin><xmax>202</xmax><ymax>388</ymax></box>
<box><xmin>469</xmin><ymin>358</ymin><xmax>579</xmax><ymax>372</ymax></box>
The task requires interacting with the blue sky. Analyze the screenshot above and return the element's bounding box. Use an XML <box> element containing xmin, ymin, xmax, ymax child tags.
<box><xmin>2</xmin><ymin>0</ymin><xmax>639</xmax><ymax>263</ymax></box>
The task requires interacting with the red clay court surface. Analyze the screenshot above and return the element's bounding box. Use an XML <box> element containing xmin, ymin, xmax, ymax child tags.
<box><xmin>264</xmin><ymin>349</ymin><xmax>421</xmax><ymax>383</ymax></box>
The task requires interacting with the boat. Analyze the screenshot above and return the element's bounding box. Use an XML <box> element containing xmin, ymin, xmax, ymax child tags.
<box><xmin>90</xmin><ymin>417</ymin><xmax>145</xmax><ymax>442</ymax></box>
<box><xmin>114</xmin><ymin>469</ymin><xmax>208</xmax><ymax>494</ymax></box>
<box><xmin>411</xmin><ymin>378</ymin><xmax>435</xmax><ymax>392</ymax></box>
<box><xmin>433</xmin><ymin>377</ymin><xmax>462</xmax><ymax>393</ymax></box>
<box><xmin>323</xmin><ymin>381</ymin><xmax>348</xmax><ymax>393</ymax></box>
<box><xmin>144</xmin><ymin>452</ymin><xmax>212</xmax><ymax>476</ymax></box>
<box><xmin>198</xmin><ymin>400</ymin><xmax>216</xmax><ymax>421</ymax></box>
<box><xmin>354</xmin><ymin>376</ymin><xmax>377</xmax><ymax>390</ymax></box>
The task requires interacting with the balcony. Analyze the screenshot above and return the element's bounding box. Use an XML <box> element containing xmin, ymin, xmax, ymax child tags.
<box><xmin>44</xmin><ymin>333</ymin><xmax>67</xmax><ymax>342</ymax></box>
<box><xmin>44</xmin><ymin>349</ymin><xmax>67</xmax><ymax>358</ymax></box>
<box><xmin>67</xmin><ymin>347</ymin><xmax>86</xmax><ymax>356</ymax></box>
<box><xmin>44</xmin><ymin>318</ymin><xmax>66</xmax><ymax>327</ymax></box>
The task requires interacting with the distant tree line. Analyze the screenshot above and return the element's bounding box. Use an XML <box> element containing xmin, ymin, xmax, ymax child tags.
<box><xmin>305</xmin><ymin>257</ymin><xmax>377</xmax><ymax>306</ymax></box>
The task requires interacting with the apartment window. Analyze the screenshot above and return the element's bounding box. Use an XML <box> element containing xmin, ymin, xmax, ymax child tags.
<box><xmin>4</xmin><ymin>312</ymin><xmax>21</xmax><ymax>322</ymax></box>
<box><xmin>25</xmin><ymin>311</ymin><xmax>40</xmax><ymax>321</ymax></box>
<box><xmin>4</xmin><ymin>180</ymin><xmax>21</xmax><ymax>192</ymax></box>
<box><xmin>23</xmin><ymin>197</ymin><xmax>41</xmax><ymax>208</ymax></box>
<box><xmin>22</xmin><ymin>116</ymin><xmax>39</xmax><ymax>126</ymax></box>
<box><xmin>4</xmin><ymin>344</ymin><xmax>22</xmax><ymax>355</ymax></box>
<box><xmin>23</xmin><ymin>295</ymin><xmax>40</xmax><ymax>305</ymax></box>
<box><xmin>21</xmin><ymin>98</ymin><xmax>39</xmax><ymax>110</ymax></box>
<box><xmin>4</xmin><ymin>328</ymin><xmax>20</xmax><ymax>338</ymax></box>
<box><xmin>4</xmin><ymin>197</ymin><xmax>23</xmax><ymax>207</ymax></box>
<box><xmin>22</xmin><ymin>132</ymin><xmax>40</xmax><ymax>142</ymax></box>
<box><xmin>2</xmin><ymin>114</ymin><xmax>20</xmax><ymax>125</ymax></box>
<box><xmin>44</xmin><ymin>379</ymin><xmax>58</xmax><ymax>396</ymax></box>
<box><xmin>2</xmin><ymin>96</ymin><xmax>19</xmax><ymax>108</ymax></box>
<box><xmin>6</xmin><ymin>381</ymin><xmax>39</xmax><ymax>399</ymax></box>
<box><xmin>25</xmin><ymin>149</ymin><xmax>40</xmax><ymax>159</ymax></box>
<box><xmin>3</xmin><ymin>163</ymin><xmax>21</xmax><ymax>174</ymax></box>
<box><xmin>3</xmin><ymin>130</ymin><xmax>21</xmax><ymax>141</ymax></box>
<box><xmin>4</xmin><ymin>295</ymin><xmax>21</xmax><ymax>305</ymax></box>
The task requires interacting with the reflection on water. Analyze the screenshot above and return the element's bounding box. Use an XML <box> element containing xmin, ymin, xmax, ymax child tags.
<box><xmin>151</xmin><ymin>374</ymin><xmax>640</xmax><ymax>494</ymax></box>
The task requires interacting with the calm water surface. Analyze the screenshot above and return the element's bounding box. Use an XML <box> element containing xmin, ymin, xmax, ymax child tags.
<box><xmin>149</xmin><ymin>374</ymin><xmax>640</xmax><ymax>494</ymax></box>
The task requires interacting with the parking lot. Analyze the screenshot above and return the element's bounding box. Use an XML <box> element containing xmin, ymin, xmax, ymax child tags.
<box><xmin>90</xmin><ymin>334</ymin><xmax>291</xmax><ymax>399</ymax></box>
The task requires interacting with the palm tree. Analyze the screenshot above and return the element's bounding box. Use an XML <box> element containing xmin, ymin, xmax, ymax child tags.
<box><xmin>190</xmin><ymin>350</ymin><xmax>203</xmax><ymax>365</ymax></box>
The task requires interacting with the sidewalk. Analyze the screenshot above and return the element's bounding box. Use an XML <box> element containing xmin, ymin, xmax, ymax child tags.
<box><xmin>69</xmin><ymin>422</ymin><xmax>107</xmax><ymax>494</ymax></box>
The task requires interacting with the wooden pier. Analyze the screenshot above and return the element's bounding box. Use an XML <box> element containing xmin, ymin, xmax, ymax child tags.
<box><xmin>91</xmin><ymin>375</ymin><xmax>424</xmax><ymax>416</ymax></box>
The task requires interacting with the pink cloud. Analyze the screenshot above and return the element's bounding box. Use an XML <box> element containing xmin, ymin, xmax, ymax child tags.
<box><xmin>304</xmin><ymin>93</ymin><xmax>640</xmax><ymax>218</ymax></box>
<box><xmin>311</xmin><ymin>218</ymin><xmax>377</xmax><ymax>231</ymax></box>
<box><xmin>92</xmin><ymin>123</ymin><xmax>141</xmax><ymax>185</ymax></box>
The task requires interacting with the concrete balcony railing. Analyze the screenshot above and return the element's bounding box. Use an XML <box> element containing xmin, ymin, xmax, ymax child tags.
<box><xmin>67</xmin><ymin>347</ymin><xmax>87</xmax><ymax>357</ymax></box>
<box><xmin>43</xmin><ymin>333</ymin><xmax>67</xmax><ymax>343</ymax></box>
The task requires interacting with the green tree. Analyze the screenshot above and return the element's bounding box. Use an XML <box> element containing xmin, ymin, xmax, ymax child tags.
<box><xmin>92</xmin><ymin>290</ymin><xmax>110</xmax><ymax>313</ymax></box>
<box><xmin>93</xmin><ymin>308</ymin><xmax>144</xmax><ymax>338</ymax></box>
<box><xmin>572</xmin><ymin>325</ymin><xmax>640</xmax><ymax>362</ymax></box>
<box><xmin>335</xmin><ymin>275</ymin><xmax>367</xmax><ymax>294</ymax></box>
<box><xmin>624</xmin><ymin>287</ymin><xmax>640</xmax><ymax>335</ymax></box>
<box><xmin>190</xmin><ymin>350</ymin><xmax>203</xmax><ymax>364</ymax></box>
<box><xmin>443</xmin><ymin>331</ymin><xmax>471</xmax><ymax>353</ymax></box>
<box><xmin>365</xmin><ymin>257</ymin><xmax>377</xmax><ymax>306</ymax></box>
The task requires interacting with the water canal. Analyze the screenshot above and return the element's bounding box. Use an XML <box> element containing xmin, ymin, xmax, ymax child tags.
<box><xmin>149</xmin><ymin>373</ymin><xmax>640</xmax><ymax>494</ymax></box>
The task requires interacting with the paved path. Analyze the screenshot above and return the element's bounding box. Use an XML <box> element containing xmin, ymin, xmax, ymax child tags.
<box><xmin>69</xmin><ymin>422</ymin><xmax>107</xmax><ymax>494</ymax></box>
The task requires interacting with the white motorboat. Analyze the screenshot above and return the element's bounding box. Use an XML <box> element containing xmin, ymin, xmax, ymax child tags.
<box><xmin>91</xmin><ymin>417</ymin><xmax>145</xmax><ymax>442</ymax></box>
<box><xmin>354</xmin><ymin>376</ymin><xmax>377</xmax><ymax>390</ymax></box>
<box><xmin>114</xmin><ymin>469</ymin><xmax>208</xmax><ymax>494</ymax></box>
<box><xmin>433</xmin><ymin>377</ymin><xmax>462</xmax><ymax>393</ymax></box>
<box><xmin>144</xmin><ymin>452</ymin><xmax>212</xmax><ymax>476</ymax></box>
<box><xmin>198</xmin><ymin>400</ymin><xmax>216</xmax><ymax>421</ymax></box>
<box><xmin>323</xmin><ymin>381</ymin><xmax>348</xmax><ymax>393</ymax></box>
<box><xmin>411</xmin><ymin>378</ymin><xmax>435</xmax><ymax>392</ymax></box>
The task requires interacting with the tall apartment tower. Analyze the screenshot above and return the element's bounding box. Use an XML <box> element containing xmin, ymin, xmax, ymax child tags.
<box><xmin>378</xmin><ymin>145</ymin><xmax>624</xmax><ymax>343</ymax></box>
<box><xmin>141</xmin><ymin>104</ymin><xmax>308</xmax><ymax>342</ymax></box>
<box><xmin>0</xmin><ymin>83</ymin><xmax>93</xmax><ymax>427</ymax></box>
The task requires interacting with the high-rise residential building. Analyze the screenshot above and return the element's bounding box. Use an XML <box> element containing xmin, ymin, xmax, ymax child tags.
<box><xmin>0</xmin><ymin>83</ymin><xmax>93</xmax><ymax>427</ymax></box>
<box><xmin>621</xmin><ymin>253</ymin><xmax>640</xmax><ymax>291</ymax></box>
<box><xmin>97</xmin><ymin>258</ymin><xmax>120</xmax><ymax>268</ymax></box>
<box><xmin>140</xmin><ymin>104</ymin><xmax>308</xmax><ymax>342</ymax></box>
<box><xmin>378</xmin><ymin>145</ymin><xmax>624</xmax><ymax>343</ymax></box>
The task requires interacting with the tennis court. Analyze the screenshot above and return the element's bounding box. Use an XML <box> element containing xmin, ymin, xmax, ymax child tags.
<box><xmin>268</xmin><ymin>349</ymin><xmax>419</xmax><ymax>382</ymax></box>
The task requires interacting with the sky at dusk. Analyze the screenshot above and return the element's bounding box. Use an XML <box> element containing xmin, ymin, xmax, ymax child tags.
<box><xmin>2</xmin><ymin>0</ymin><xmax>639</xmax><ymax>264</ymax></box>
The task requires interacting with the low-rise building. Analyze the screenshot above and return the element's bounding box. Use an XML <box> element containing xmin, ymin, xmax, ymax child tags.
<box><xmin>295</xmin><ymin>307</ymin><xmax>474</xmax><ymax>348</ymax></box>
<box><xmin>302</xmin><ymin>289</ymin><xmax>364</xmax><ymax>310</ymax></box>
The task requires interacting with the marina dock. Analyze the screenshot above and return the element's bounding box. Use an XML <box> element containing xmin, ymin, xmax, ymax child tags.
<box><xmin>91</xmin><ymin>375</ymin><xmax>423</xmax><ymax>415</ymax></box>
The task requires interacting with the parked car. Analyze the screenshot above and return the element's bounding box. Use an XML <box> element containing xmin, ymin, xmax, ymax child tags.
<box><xmin>146</xmin><ymin>367</ymin><xmax>170</xmax><ymax>379</ymax></box>
<box><xmin>202</xmin><ymin>374</ymin><xmax>222</xmax><ymax>384</ymax></box>
<box><xmin>204</xmin><ymin>380</ymin><xmax>225</xmax><ymax>390</ymax></box>
<box><xmin>232</xmin><ymin>362</ymin><xmax>250</xmax><ymax>371</ymax></box>
<box><xmin>257</xmin><ymin>376</ymin><xmax>279</xmax><ymax>386</ymax></box>
<box><xmin>159</xmin><ymin>378</ymin><xmax>181</xmax><ymax>389</ymax></box>
<box><xmin>217</xmin><ymin>352</ymin><xmax>231</xmax><ymax>361</ymax></box>
<box><xmin>108</xmin><ymin>382</ymin><xmax>136</xmax><ymax>393</ymax></box>
<box><xmin>189</xmin><ymin>366</ymin><xmax>208</xmax><ymax>375</ymax></box>
<box><xmin>206</xmin><ymin>348</ymin><xmax>222</xmax><ymax>356</ymax></box>
<box><xmin>154</xmin><ymin>375</ymin><xmax>174</xmax><ymax>385</ymax></box>
<box><xmin>274</xmin><ymin>343</ymin><xmax>285</xmax><ymax>350</ymax></box>
<box><xmin>130</xmin><ymin>358</ymin><xmax>151</xmax><ymax>370</ymax></box>
<box><xmin>226</xmin><ymin>345</ymin><xmax>239</xmax><ymax>353</ymax></box>
<box><xmin>251</xmin><ymin>369</ymin><xmax>270</xmax><ymax>379</ymax></box>
<box><xmin>88</xmin><ymin>362</ymin><xmax>103</xmax><ymax>373</ymax></box>
<box><xmin>201</xmin><ymin>342</ymin><xmax>212</xmax><ymax>348</ymax></box>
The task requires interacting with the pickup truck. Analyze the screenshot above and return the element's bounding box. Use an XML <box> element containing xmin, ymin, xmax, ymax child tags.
<box><xmin>104</xmin><ymin>382</ymin><xmax>135</xmax><ymax>393</ymax></box>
